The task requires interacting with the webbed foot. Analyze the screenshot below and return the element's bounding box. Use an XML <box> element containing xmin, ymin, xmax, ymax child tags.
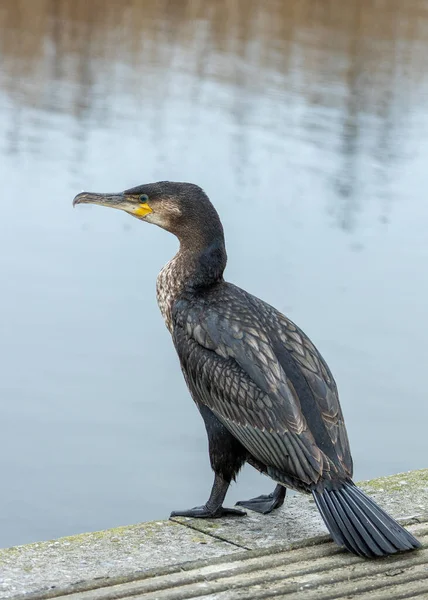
<box><xmin>235</xmin><ymin>484</ymin><xmax>286</xmax><ymax>514</ymax></box>
<box><xmin>170</xmin><ymin>505</ymin><xmax>246</xmax><ymax>518</ymax></box>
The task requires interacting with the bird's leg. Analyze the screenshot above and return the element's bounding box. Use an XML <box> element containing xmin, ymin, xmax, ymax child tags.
<box><xmin>235</xmin><ymin>484</ymin><xmax>286</xmax><ymax>514</ymax></box>
<box><xmin>170</xmin><ymin>473</ymin><xmax>246</xmax><ymax>518</ymax></box>
<box><xmin>170</xmin><ymin>405</ymin><xmax>247</xmax><ymax>519</ymax></box>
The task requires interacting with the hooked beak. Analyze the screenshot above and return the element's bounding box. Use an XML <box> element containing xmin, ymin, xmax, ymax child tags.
<box><xmin>72</xmin><ymin>192</ymin><xmax>152</xmax><ymax>218</ymax></box>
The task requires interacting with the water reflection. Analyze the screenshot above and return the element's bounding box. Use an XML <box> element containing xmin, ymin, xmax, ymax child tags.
<box><xmin>0</xmin><ymin>0</ymin><xmax>427</xmax><ymax>548</ymax></box>
<box><xmin>2</xmin><ymin>0</ymin><xmax>428</xmax><ymax>229</ymax></box>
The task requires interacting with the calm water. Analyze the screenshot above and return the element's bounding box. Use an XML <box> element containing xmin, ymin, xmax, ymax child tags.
<box><xmin>1</xmin><ymin>0</ymin><xmax>427</xmax><ymax>549</ymax></box>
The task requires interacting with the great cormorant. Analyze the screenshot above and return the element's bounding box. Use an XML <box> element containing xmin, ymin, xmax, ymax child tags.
<box><xmin>73</xmin><ymin>181</ymin><xmax>420</xmax><ymax>558</ymax></box>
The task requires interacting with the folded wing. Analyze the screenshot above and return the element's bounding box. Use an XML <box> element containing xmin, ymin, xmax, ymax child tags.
<box><xmin>172</xmin><ymin>288</ymin><xmax>352</xmax><ymax>489</ymax></box>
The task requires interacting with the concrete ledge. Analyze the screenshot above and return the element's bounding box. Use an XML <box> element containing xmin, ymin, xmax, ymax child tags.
<box><xmin>171</xmin><ymin>468</ymin><xmax>428</xmax><ymax>551</ymax></box>
<box><xmin>1</xmin><ymin>469</ymin><xmax>427</xmax><ymax>599</ymax></box>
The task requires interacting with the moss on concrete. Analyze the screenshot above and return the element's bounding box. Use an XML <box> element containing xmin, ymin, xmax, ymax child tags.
<box><xmin>0</xmin><ymin>520</ymin><xmax>177</xmax><ymax>564</ymax></box>
<box><xmin>359</xmin><ymin>468</ymin><xmax>428</xmax><ymax>493</ymax></box>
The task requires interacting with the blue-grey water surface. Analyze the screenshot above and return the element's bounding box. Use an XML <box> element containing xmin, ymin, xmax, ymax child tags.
<box><xmin>1</xmin><ymin>0</ymin><xmax>427</xmax><ymax>548</ymax></box>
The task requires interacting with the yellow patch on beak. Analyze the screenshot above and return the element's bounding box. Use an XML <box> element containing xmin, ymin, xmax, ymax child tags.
<box><xmin>133</xmin><ymin>204</ymin><xmax>153</xmax><ymax>217</ymax></box>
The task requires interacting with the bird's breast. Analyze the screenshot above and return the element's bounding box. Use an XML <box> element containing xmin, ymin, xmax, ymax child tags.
<box><xmin>156</xmin><ymin>256</ymin><xmax>185</xmax><ymax>332</ymax></box>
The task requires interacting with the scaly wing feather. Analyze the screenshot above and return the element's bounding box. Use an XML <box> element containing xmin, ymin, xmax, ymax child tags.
<box><xmin>172</xmin><ymin>286</ymin><xmax>351</xmax><ymax>488</ymax></box>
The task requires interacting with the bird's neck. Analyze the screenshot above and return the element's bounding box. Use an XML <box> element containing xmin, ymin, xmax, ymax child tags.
<box><xmin>156</xmin><ymin>236</ymin><xmax>227</xmax><ymax>331</ymax></box>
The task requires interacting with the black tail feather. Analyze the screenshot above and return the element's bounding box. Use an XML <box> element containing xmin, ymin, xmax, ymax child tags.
<box><xmin>332</xmin><ymin>487</ymin><xmax>396</xmax><ymax>555</ymax></box>
<box><xmin>312</xmin><ymin>481</ymin><xmax>421</xmax><ymax>558</ymax></box>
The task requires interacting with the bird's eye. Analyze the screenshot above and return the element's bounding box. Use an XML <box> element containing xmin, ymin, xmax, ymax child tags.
<box><xmin>139</xmin><ymin>194</ymin><xmax>149</xmax><ymax>203</ymax></box>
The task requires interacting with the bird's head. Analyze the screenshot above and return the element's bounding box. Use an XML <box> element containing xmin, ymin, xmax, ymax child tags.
<box><xmin>73</xmin><ymin>181</ymin><xmax>224</xmax><ymax>246</ymax></box>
